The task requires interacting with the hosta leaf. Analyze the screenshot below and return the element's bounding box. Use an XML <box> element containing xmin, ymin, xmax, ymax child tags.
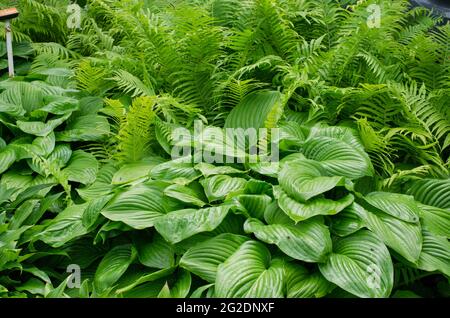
<box><xmin>276</xmin><ymin>121</ymin><xmax>308</xmax><ymax>150</ymax></box>
<box><xmin>274</xmin><ymin>186</ymin><xmax>354</xmax><ymax>222</ymax></box>
<box><xmin>82</xmin><ymin>195</ymin><xmax>114</xmax><ymax>229</ymax></box>
<box><xmin>135</xmin><ymin>232</ymin><xmax>175</xmax><ymax>269</ymax></box>
<box><xmin>48</xmin><ymin>144</ymin><xmax>72</xmax><ymax>168</ymax></box>
<box><xmin>9</xmin><ymin>200</ymin><xmax>39</xmax><ymax>230</ymax></box>
<box><xmin>200</xmin><ymin>175</ymin><xmax>247</xmax><ymax>202</ymax></box>
<box><xmin>168</xmin><ymin>269</ymin><xmax>192</xmax><ymax>298</ymax></box>
<box><xmin>247</xmin><ymin>161</ymin><xmax>280</xmax><ymax>177</ymax></box>
<box><xmin>163</xmin><ymin>184</ymin><xmax>206</xmax><ymax>207</ymax></box>
<box><xmin>244</xmin><ymin>218</ymin><xmax>332</xmax><ymax>263</ymax></box>
<box><xmin>215</xmin><ymin>241</ymin><xmax>284</xmax><ymax>298</ymax></box>
<box><xmin>417</xmin><ymin>230</ymin><xmax>450</xmax><ymax>276</ymax></box>
<box><xmin>114</xmin><ymin>268</ymin><xmax>174</xmax><ymax>295</ymax></box>
<box><xmin>38</xmin><ymin>95</ymin><xmax>79</xmax><ymax>115</ymax></box>
<box><xmin>331</xmin><ymin>208</ymin><xmax>365</xmax><ymax>237</ymax></box>
<box><xmin>36</xmin><ymin>137</ymin><xmax>56</xmax><ymax>160</ymax></box>
<box><xmin>0</xmin><ymin>147</ymin><xmax>16</xmax><ymax>174</ymax></box>
<box><xmin>225</xmin><ymin>90</ymin><xmax>283</xmax><ymax>130</ymax></box>
<box><xmin>16</xmin><ymin>113</ymin><xmax>70</xmax><ymax>136</ymax></box>
<box><xmin>194</xmin><ymin>163</ymin><xmax>246</xmax><ymax>177</ymax></box>
<box><xmin>284</xmin><ymin>263</ymin><xmax>335</xmax><ymax>298</ymax></box>
<box><xmin>112</xmin><ymin>159</ymin><xmax>163</xmax><ymax>184</ymax></box>
<box><xmin>364</xmin><ymin>192</ymin><xmax>420</xmax><ymax>223</ymax></box>
<box><xmin>302</xmin><ymin>126</ymin><xmax>374</xmax><ymax>179</ymax></box>
<box><xmin>154</xmin><ymin>205</ymin><xmax>231</xmax><ymax>244</ymax></box>
<box><xmin>150</xmin><ymin>159</ymin><xmax>201</xmax><ymax>184</ymax></box>
<box><xmin>319</xmin><ymin>230</ymin><xmax>393</xmax><ymax>298</ymax></box>
<box><xmin>62</xmin><ymin>150</ymin><xmax>98</xmax><ymax>185</ymax></box>
<box><xmin>351</xmin><ymin>203</ymin><xmax>422</xmax><ymax>263</ymax></box>
<box><xmin>179</xmin><ymin>233</ymin><xmax>249</xmax><ymax>283</ymax></box>
<box><xmin>37</xmin><ymin>203</ymin><xmax>89</xmax><ymax>248</ymax></box>
<box><xmin>45</xmin><ymin>276</ymin><xmax>70</xmax><ymax>298</ymax></box>
<box><xmin>56</xmin><ymin>115</ymin><xmax>110</xmax><ymax>142</ymax></box>
<box><xmin>418</xmin><ymin>204</ymin><xmax>450</xmax><ymax>238</ymax></box>
<box><xmin>94</xmin><ymin>244</ymin><xmax>136</xmax><ymax>294</ymax></box>
<box><xmin>278</xmin><ymin>160</ymin><xmax>344</xmax><ymax>202</ymax></box>
<box><xmin>0</xmin><ymin>99</ymin><xmax>25</xmax><ymax>116</ymax></box>
<box><xmin>190</xmin><ymin>284</ymin><xmax>215</xmax><ymax>298</ymax></box>
<box><xmin>234</xmin><ymin>194</ymin><xmax>272</xmax><ymax>219</ymax></box>
<box><xmin>101</xmin><ymin>183</ymin><xmax>179</xmax><ymax>229</ymax></box>
<box><xmin>264</xmin><ymin>201</ymin><xmax>295</xmax><ymax>225</ymax></box>
<box><xmin>406</xmin><ymin>179</ymin><xmax>450</xmax><ymax>209</ymax></box>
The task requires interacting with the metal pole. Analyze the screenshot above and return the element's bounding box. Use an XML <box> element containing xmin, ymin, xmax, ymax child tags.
<box><xmin>5</xmin><ymin>19</ymin><xmax>14</xmax><ymax>77</ymax></box>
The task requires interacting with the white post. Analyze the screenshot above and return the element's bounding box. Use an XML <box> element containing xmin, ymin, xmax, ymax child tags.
<box><xmin>5</xmin><ymin>19</ymin><xmax>14</xmax><ymax>77</ymax></box>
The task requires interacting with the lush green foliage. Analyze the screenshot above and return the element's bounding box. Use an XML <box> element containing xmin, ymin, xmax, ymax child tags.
<box><xmin>0</xmin><ymin>0</ymin><xmax>449</xmax><ymax>298</ymax></box>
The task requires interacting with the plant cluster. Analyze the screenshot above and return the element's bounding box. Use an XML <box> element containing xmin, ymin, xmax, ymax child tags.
<box><xmin>0</xmin><ymin>0</ymin><xmax>448</xmax><ymax>298</ymax></box>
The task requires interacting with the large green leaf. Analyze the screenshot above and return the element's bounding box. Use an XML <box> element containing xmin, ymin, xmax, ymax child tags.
<box><xmin>274</xmin><ymin>186</ymin><xmax>354</xmax><ymax>222</ymax></box>
<box><xmin>163</xmin><ymin>183</ymin><xmax>207</xmax><ymax>207</ymax></box>
<box><xmin>101</xmin><ymin>183</ymin><xmax>179</xmax><ymax>229</ymax></box>
<box><xmin>0</xmin><ymin>147</ymin><xmax>16</xmax><ymax>174</ymax></box>
<box><xmin>111</xmin><ymin>159</ymin><xmax>163</xmax><ymax>184</ymax></box>
<box><xmin>225</xmin><ymin>90</ymin><xmax>283</xmax><ymax>130</ymax></box>
<box><xmin>319</xmin><ymin>230</ymin><xmax>393</xmax><ymax>298</ymax></box>
<box><xmin>37</xmin><ymin>95</ymin><xmax>79</xmax><ymax>115</ymax></box>
<box><xmin>200</xmin><ymin>175</ymin><xmax>247</xmax><ymax>202</ymax></box>
<box><xmin>62</xmin><ymin>150</ymin><xmax>98</xmax><ymax>185</ymax></box>
<box><xmin>284</xmin><ymin>263</ymin><xmax>335</xmax><ymax>298</ymax></box>
<box><xmin>154</xmin><ymin>205</ymin><xmax>231</xmax><ymax>244</ymax></box>
<box><xmin>16</xmin><ymin>113</ymin><xmax>70</xmax><ymax>137</ymax></box>
<box><xmin>135</xmin><ymin>232</ymin><xmax>175</xmax><ymax>269</ymax></box>
<box><xmin>195</xmin><ymin>163</ymin><xmax>246</xmax><ymax>177</ymax></box>
<box><xmin>364</xmin><ymin>192</ymin><xmax>420</xmax><ymax>223</ymax></box>
<box><xmin>56</xmin><ymin>115</ymin><xmax>110</xmax><ymax>142</ymax></box>
<box><xmin>350</xmin><ymin>202</ymin><xmax>423</xmax><ymax>263</ymax></box>
<box><xmin>233</xmin><ymin>194</ymin><xmax>272</xmax><ymax>219</ymax></box>
<box><xmin>417</xmin><ymin>230</ymin><xmax>450</xmax><ymax>276</ymax></box>
<box><xmin>150</xmin><ymin>159</ymin><xmax>201</xmax><ymax>185</ymax></box>
<box><xmin>406</xmin><ymin>179</ymin><xmax>450</xmax><ymax>209</ymax></box>
<box><xmin>94</xmin><ymin>244</ymin><xmax>136</xmax><ymax>295</ymax></box>
<box><xmin>215</xmin><ymin>241</ymin><xmax>284</xmax><ymax>298</ymax></box>
<box><xmin>37</xmin><ymin>203</ymin><xmax>89</xmax><ymax>248</ymax></box>
<box><xmin>244</xmin><ymin>218</ymin><xmax>332</xmax><ymax>263</ymax></box>
<box><xmin>179</xmin><ymin>233</ymin><xmax>249</xmax><ymax>283</ymax></box>
<box><xmin>418</xmin><ymin>204</ymin><xmax>450</xmax><ymax>238</ymax></box>
<box><xmin>301</xmin><ymin>126</ymin><xmax>374</xmax><ymax>179</ymax></box>
<box><xmin>278</xmin><ymin>160</ymin><xmax>344</xmax><ymax>202</ymax></box>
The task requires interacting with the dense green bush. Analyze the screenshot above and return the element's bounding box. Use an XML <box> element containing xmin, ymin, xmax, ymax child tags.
<box><xmin>0</xmin><ymin>0</ymin><xmax>448</xmax><ymax>298</ymax></box>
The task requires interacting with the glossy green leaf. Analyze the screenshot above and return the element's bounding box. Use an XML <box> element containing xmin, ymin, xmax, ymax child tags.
<box><xmin>244</xmin><ymin>218</ymin><xmax>332</xmax><ymax>263</ymax></box>
<box><xmin>352</xmin><ymin>202</ymin><xmax>423</xmax><ymax>263</ymax></box>
<box><xmin>94</xmin><ymin>244</ymin><xmax>136</xmax><ymax>294</ymax></box>
<box><xmin>62</xmin><ymin>150</ymin><xmax>98</xmax><ymax>185</ymax></box>
<box><xmin>101</xmin><ymin>183</ymin><xmax>179</xmax><ymax>229</ymax></box>
<box><xmin>278</xmin><ymin>160</ymin><xmax>344</xmax><ymax>202</ymax></box>
<box><xmin>215</xmin><ymin>241</ymin><xmax>284</xmax><ymax>298</ymax></box>
<box><xmin>154</xmin><ymin>205</ymin><xmax>231</xmax><ymax>244</ymax></box>
<box><xmin>274</xmin><ymin>186</ymin><xmax>354</xmax><ymax>222</ymax></box>
<box><xmin>319</xmin><ymin>230</ymin><xmax>393</xmax><ymax>298</ymax></box>
<box><xmin>364</xmin><ymin>192</ymin><xmax>420</xmax><ymax>223</ymax></box>
<box><xmin>200</xmin><ymin>175</ymin><xmax>247</xmax><ymax>202</ymax></box>
<box><xmin>179</xmin><ymin>233</ymin><xmax>249</xmax><ymax>283</ymax></box>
